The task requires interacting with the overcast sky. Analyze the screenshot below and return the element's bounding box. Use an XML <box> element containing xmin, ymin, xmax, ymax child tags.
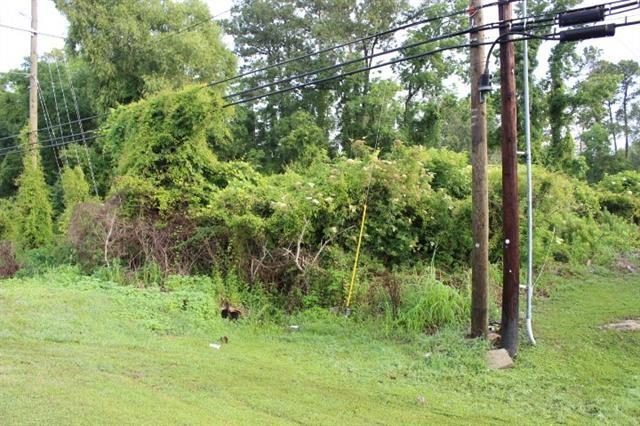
<box><xmin>1</xmin><ymin>0</ymin><xmax>638</xmax><ymax>80</ymax></box>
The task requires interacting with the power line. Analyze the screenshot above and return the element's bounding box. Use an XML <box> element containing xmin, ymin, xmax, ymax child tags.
<box><xmin>0</xmin><ymin>133</ymin><xmax>102</xmax><ymax>158</ymax></box>
<box><xmin>0</xmin><ymin>6</ymin><xmax>547</xmax><ymax>145</ymax></box>
<box><xmin>222</xmin><ymin>35</ymin><xmax>551</xmax><ymax>108</ymax></box>
<box><xmin>153</xmin><ymin>8</ymin><xmax>232</xmax><ymax>44</ymax></box>
<box><xmin>207</xmin><ymin>0</ymin><xmax>524</xmax><ymax>89</ymax></box>
<box><xmin>0</xmin><ymin>34</ymin><xmax>546</xmax><ymax>158</ymax></box>
<box><xmin>53</xmin><ymin>59</ymin><xmax>82</xmax><ymax>165</ymax></box>
<box><xmin>223</xmin><ymin>17</ymin><xmax>557</xmax><ymax>102</ymax></box>
<box><xmin>0</xmin><ymin>23</ymin><xmax>65</xmax><ymax>39</ymax></box>
<box><xmin>62</xmin><ymin>54</ymin><xmax>99</xmax><ymax>196</ymax></box>
<box><xmin>36</xmin><ymin>82</ymin><xmax>63</xmax><ymax>175</ymax></box>
<box><xmin>0</xmin><ymin>0</ymin><xmax>635</xmax><ymax>146</ymax></box>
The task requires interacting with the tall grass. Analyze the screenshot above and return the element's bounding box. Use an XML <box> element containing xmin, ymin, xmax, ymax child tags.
<box><xmin>394</xmin><ymin>269</ymin><xmax>469</xmax><ymax>334</ymax></box>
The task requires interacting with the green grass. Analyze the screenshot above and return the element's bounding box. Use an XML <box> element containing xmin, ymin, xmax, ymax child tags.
<box><xmin>0</xmin><ymin>267</ymin><xmax>639</xmax><ymax>425</ymax></box>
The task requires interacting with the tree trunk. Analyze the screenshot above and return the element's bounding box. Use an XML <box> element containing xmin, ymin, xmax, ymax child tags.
<box><xmin>623</xmin><ymin>86</ymin><xmax>630</xmax><ymax>158</ymax></box>
<box><xmin>608</xmin><ymin>100</ymin><xmax>618</xmax><ymax>152</ymax></box>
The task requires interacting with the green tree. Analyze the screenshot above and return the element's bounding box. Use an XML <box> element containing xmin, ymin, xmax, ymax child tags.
<box><xmin>614</xmin><ymin>60</ymin><xmax>639</xmax><ymax>158</ymax></box>
<box><xmin>0</xmin><ymin>53</ymin><xmax>98</xmax><ymax>196</ymax></box>
<box><xmin>273</xmin><ymin>111</ymin><xmax>330</xmax><ymax>172</ymax></box>
<box><xmin>393</xmin><ymin>0</ymin><xmax>466</xmax><ymax>139</ymax></box>
<box><xmin>225</xmin><ymin>0</ymin><xmax>410</xmax><ymax>158</ymax></box>
<box><xmin>59</xmin><ymin>165</ymin><xmax>91</xmax><ymax>233</ymax></box>
<box><xmin>100</xmin><ymin>86</ymin><xmax>246</xmax><ymax>215</ymax></box>
<box><xmin>14</xmin><ymin>138</ymin><xmax>54</xmax><ymax>249</ymax></box>
<box><xmin>55</xmin><ymin>0</ymin><xmax>235</xmax><ymax>111</ymax></box>
<box><xmin>546</xmin><ymin>43</ymin><xmax>579</xmax><ymax>169</ymax></box>
<box><xmin>341</xmin><ymin>81</ymin><xmax>402</xmax><ymax>153</ymax></box>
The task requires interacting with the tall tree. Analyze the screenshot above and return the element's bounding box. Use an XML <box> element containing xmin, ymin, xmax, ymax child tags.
<box><xmin>615</xmin><ymin>60</ymin><xmax>639</xmax><ymax>158</ymax></box>
<box><xmin>55</xmin><ymin>0</ymin><xmax>235</xmax><ymax>111</ymax></box>
<box><xmin>225</xmin><ymin>0</ymin><xmax>410</xmax><ymax>159</ymax></box>
<box><xmin>393</xmin><ymin>0</ymin><xmax>466</xmax><ymax>145</ymax></box>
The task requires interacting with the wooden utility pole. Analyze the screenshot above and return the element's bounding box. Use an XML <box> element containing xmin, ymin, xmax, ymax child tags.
<box><xmin>29</xmin><ymin>0</ymin><xmax>38</xmax><ymax>162</ymax></box>
<box><xmin>469</xmin><ymin>0</ymin><xmax>489</xmax><ymax>338</ymax></box>
<box><xmin>498</xmin><ymin>0</ymin><xmax>520</xmax><ymax>357</ymax></box>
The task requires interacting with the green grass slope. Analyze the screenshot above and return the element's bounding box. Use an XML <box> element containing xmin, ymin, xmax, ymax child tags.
<box><xmin>0</xmin><ymin>268</ymin><xmax>639</xmax><ymax>425</ymax></box>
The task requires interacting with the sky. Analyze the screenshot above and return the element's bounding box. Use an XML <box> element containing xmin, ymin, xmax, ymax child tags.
<box><xmin>0</xmin><ymin>0</ymin><xmax>639</xmax><ymax>81</ymax></box>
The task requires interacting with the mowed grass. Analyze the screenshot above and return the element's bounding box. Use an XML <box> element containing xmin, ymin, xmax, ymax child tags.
<box><xmin>0</xmin><ymin>268</ymin><xmax>639</xmax><ymax>425</ymax></box>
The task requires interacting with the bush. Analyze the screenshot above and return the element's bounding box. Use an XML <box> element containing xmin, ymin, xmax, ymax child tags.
<box><xmin>359</xmin><ymin>268</ymin><xmax>469</xmax><ymax>335</ymax></box>
<box><xmin>14</xmin><ymin>147</ymin><xmax>54</xmax><ymax>249</ymax></box>
<box><xmin>0</xmin><ymin>241</ymin><xmax>20</xmax><ymax>278</ymax></box>
<box><xmin>59</xmin><ymin>165</ymin><xmax>92</xmax><ymax>233</ymax></box>
<box><xmin>100</xmin><ymin>85</ymin><xmax>240</xmax><ymax>216</ymax></box>
<box><xmin>598</xmin><ymin>171</ymin><xmax>640</xmax><ymax>224</ymax></box>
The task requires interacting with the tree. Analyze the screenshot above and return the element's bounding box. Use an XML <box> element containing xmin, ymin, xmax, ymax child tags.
<box><xmin>394</xmin><ymin>0</ymin><xmax>466</xmax><ymax>134</ymax></box>
<box><xmin>225</xmin><ymin>0</ymin><xmax>411</xmax><ymax>157</ymax></box>
<box><xmin>59</xmin><ymin>165</ymin><xmax>91</xmax><ymax>233</ymax></box>
<box><xmin>614</xmin><ymin>60</ymin><xmax>639</xmax><ymax>158</ymax></box>
<box><xmin>0</xmin><ymin>53</ymin><xmax>99</xmax><ymax>195</ymax></box>
<box><xmin>14</xmin><ymin>134</ymin><xmax>54</xmax><ymax>249</ymax></box>
<box><xmin>341</xmin><ymin>80</ymin><xmax>402</xmax><ymax>153</ymax></box>
<box><xmin>100</xmin><ymin>86</ymin><xmax>243</xmax><ymax>215</ymax></box>
<box><xmin>272</xmin><ymin>111</ymin><xmax>330</xmax><ymax>172</ymax></box>
<box><xmin>55</xmin><ymin>0</ymin><xmax>235</xmax><ymax>111</ymax></box>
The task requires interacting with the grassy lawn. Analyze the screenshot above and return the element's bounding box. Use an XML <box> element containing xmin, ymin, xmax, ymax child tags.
<box><xmin>0</xmin><ymin>268</ymin><xmax>639</xmax><ymax>425</ymax></box>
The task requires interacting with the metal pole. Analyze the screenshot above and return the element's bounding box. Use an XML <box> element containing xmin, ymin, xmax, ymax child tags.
<box><xmin>29</xmin><ymin>0</ymin><xmax>38</xmax><ymax>163</ymax></box>
<box><xmin>523</xmin><ymin>0</ymin><xmax>536</xmax><ymax>345</ymax></box>
<box><xmin>470</xmin><ymin>0</ymin><xmax>489</xmax><ymax>338</ymax></box>
<box><xmin>498</xmin><ymin>0</ymin><xmax>520</xmax><ymax>358</ymax></box>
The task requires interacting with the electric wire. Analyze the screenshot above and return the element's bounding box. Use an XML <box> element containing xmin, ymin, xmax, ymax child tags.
<box><xmin>0</xmin><ymin>23</ymin><xmax>65</xmax><ymax>39</ymax></box>
<box><xmin>0</xmin><ymin>0</ymin><xmax>630</xmax><ymax>145</ymax></box>
<box><xmin>36</xmin><ymin>83</ymin><xmax>63</xmax><ymax>175</ymax></box>
<box><xmin>0</xmin><ymin>0</ymin><xmax>636</xmax><ymax>150</ymax></box>
<box><xmin>223</xmin><ymin>35</ymin><xmax>551</xmax><ymax>109</ymax></box>
<box><xmin>54</xmin><ymin>59</ymin><xmax>82</xmax><ymax>165</ymax></box>
<box><xmin>45</xmin><ymin>61</ymin><xmax>70</xmax><ymax>151</ymax></box>
<box><xmin>2</xmin><ymin>16</ymin><xmax>638</xmax><ymax>158</ymax></box>
<box><xmin>0</xmin><ymin>34</ymin><xmax>552</xmax><ymax>158</ymax></box>
<box><xmin>62</xmin><ymin>54</ymin><xmax>100</xmax><ymax>196</ymax></box>
<box><xmin>206</xmin><ymin>0</ymin><xmax>524</xmax><ymax>89</ymax></box>
<box><xmin>153</xmin><ymin>8</ymin><xmax>232</xmax><ymax>44</ymax></box>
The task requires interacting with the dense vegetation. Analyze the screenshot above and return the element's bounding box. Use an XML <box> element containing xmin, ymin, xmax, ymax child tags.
<box><xmin>1</xmin><ymin>0</ymin><xmax>639</xmax><ymax>333</ymax></box>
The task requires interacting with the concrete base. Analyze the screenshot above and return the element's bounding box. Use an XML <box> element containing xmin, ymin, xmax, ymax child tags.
<box><xmin>486</xmin><ymin>348</ymin><xmax>514</xmax><ymax>370</ymax></box>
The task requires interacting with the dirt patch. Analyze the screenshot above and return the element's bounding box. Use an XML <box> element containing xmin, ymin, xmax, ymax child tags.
<box><xmin>601</xmin><ymin>319</ymin><xmax>640</xmax><ymax>331</ymax></box>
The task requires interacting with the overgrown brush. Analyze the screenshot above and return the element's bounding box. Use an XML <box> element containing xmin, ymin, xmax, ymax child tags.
<box><xmin>0</xmin><ymin>241</ymin><xmax>20</xmax><ymax>278</ymax></box>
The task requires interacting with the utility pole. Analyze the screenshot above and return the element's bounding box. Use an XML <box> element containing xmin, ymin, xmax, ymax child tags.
<box><xmin>469</xmin><ymin>0</ymin><xmax>489</xmax><ymax>338</ymax></box>
<box><xmin>498</xmin><ymin>0</ymin><xmax>520</xmax><ymax>357</ymax></box>
<box><xmin>29</xmin><ymin>0</ymin><xmax>38</xmax><ymax>163</ymax></box>
<box><xmin>523</xmin><ymin>0</ymin><xmax>536</xmax><ymax>346</ymax></box>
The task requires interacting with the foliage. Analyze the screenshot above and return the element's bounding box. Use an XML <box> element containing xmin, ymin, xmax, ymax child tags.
<box><xmin>0</xmin><ymin>53</ymin><xmax>100</xmax><ymax>195</ymax></box>
<box><xmin>59</xmin><ymin>165</ymin><xmax>91</xmax><ymax>233</ymax></box>
<box><xmin>600</xmin><ymin>170</ymin><xmax>640</xmax><ymax>195</ymax></box>
<box><xmin>55</xmin><ymin>0</ymin><xmax>235</xmax><ymax>111</ymax></box>
<box><xmin>487</xmin><ymin>165</ymin><xmax>639</xmax><ymax>267</ymax></box>
<box><xmin>598</xmin><ymin>171</ymin><xmax>640</xmax><ymax>224</ymax></box>
<box><xmin>99</xmin><ymin>86</ymin><xmax>248</xmax><ymax>215</ymax></box>
<box><xmin>14</xmin><ymin>140</ymin><xmax>54</xmax><ymax>249</ymax></box>
<box><xmin>272</xmin><ymin>111</ymin><xmax>330</xmax><ymax>172</ymax></box>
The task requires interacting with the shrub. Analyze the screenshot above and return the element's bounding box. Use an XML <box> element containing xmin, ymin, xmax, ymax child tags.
<box><xmin>14</xmin><ymin>145</ymin><xmax>53</xmax><ymax>249</ymax></box>
<box><xmin>598</xmin><ymin>170</ymin><xmax>640</xmax><ymax>224</ymax></box>
<box><xmin>59</xmin><ymin>165</ymin><xmax>91</xmax><ymax>233</ymax></box>
<box><xmin>99</xmin><ymin>85</ymin><xmax>240</xmax><ymax>216</ymax></box>
<box><xmin>0</xmin><ymin>241</ymin><xmax>20</xmax><ymax>278</ymax></box>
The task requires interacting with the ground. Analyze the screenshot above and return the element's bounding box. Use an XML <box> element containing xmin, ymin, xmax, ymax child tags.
<box><xmin>0</xmin><ymin>267</ymin><xmax>639</xmax><ymax>425</ymax></box>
